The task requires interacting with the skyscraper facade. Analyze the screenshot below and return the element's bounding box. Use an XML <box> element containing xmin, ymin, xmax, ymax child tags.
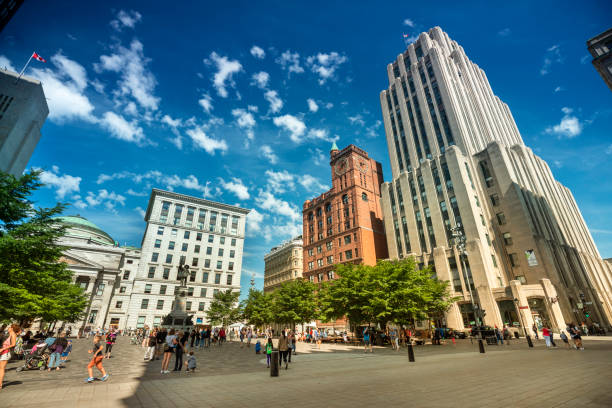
<box><xmin>0</xmin><ymin>69</ymin><xmax>48</xmax><ymax>176</ymax></box>
<box><xmin>379</xmin><ymin>27</ymin><xmax>612</xmax><ymax>333</ymax></box>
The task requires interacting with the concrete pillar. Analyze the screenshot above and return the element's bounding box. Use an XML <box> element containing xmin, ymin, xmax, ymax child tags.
<box><xmin>510</xmin><ymin>280</ymin><xmax>535</xmax><ymax>335</ymax></box>
<box><xmin>539</xmin><ymin>278</ymin><xmax>566</xmax><ymax>331</ymax></box>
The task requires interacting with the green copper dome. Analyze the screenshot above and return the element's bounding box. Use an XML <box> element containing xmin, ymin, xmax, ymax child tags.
<box><xmin>331</xmin><ymin>141</ymin><xmax>339</xmax><ymax>151</ymax></box>
<box><xmin>56</xmin><ymin>215</ymin><xmax>115</xmax><ymax>245</ymax></box>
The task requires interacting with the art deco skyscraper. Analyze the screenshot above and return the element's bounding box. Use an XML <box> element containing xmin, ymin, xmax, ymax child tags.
<box><xmin>380</xmin><ymin>27</ymin><xmax>612</xmax><ymax>333</ymax></box>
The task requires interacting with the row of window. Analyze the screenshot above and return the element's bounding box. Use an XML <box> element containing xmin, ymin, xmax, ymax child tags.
<box><xmin>156</xmin><ymin>226</ymin><xmax>238</xmax><ymax>246</ymax></box>
<box><xmin>139</xmin><ymin>281</ymin><xmax>230</xmax><ymax>296</ymax></box>
<box><xmin>308</xmin><ymin>270</ymin><xmax>335</xmax><ymax>283</ymax></box>
<box><xmin>307</xmin><ymin>248</ymin><xmax>358</xmax><ymax>270</ymax></box>
<box><xmin>306</xmin><ymin>234</ymin><xmax>358</xmax><ymax>257</ymax></box>
<box><xmin>153</xmin><ymin>239</ymin><xmax>236</xmax><ymax>258</ymax></box>
<box><xmin>148</xmin><ymin>253</ymin><xmax>235</xmax><ymax>271</ymax></box>
<box><xmin>139</xmin><ymin>298</ymin><xmax>211</xmax><ymax>312</ymax></box>
<box><xmin>159</xmin><ymin>201</ymin><xmax>240</xmax><ymax>235</ymax></box>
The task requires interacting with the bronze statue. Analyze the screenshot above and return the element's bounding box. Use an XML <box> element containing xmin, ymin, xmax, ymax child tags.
<box><xmin>177</xmin><ymin>262</ymin><xmax>190</xmax><ymax>287</ymax></box>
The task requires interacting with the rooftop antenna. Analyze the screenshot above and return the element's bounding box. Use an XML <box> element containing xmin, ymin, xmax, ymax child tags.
<box><xmin>250</xmin><ymin>273</ymin><xmax>255</xmax><ymax>288</ymax></box>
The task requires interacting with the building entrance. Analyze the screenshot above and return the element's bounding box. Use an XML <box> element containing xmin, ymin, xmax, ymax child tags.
<box><xmin>497</xmin><ymin>299</ymin><xmax>520</xmax><ymax>328</ymax></box>
<box><xmin>528</xmin><ymin>297</ymin><xmax>551</xmax><ymax>329</ymax></box>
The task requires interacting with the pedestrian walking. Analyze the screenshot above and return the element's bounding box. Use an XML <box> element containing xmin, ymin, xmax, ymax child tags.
<box><xmin>247</xmin><ymin>328</ymin><xmax>253</xmax><ymax>348</ymax></box>
<box><xmin>161</xmin><ymin>329</ymin><xmax>177</xmax><ymax>374</ymax></box>
<box><xmin>265</xmin><ymin>338</ymin><xmax>273</xmax><ymax>368</ymax></box>
<box><xmin>144</xmin><ymin>329</ymin><xmax>157</xmax><ymax>361</ymax></box>
<box><xmin>0</xmin><ymin>324</ymin><xmax>21</xmax><ymax>390</ymax></box>
<box><xmin>550</xmin><ymin>329</ymin><xmax>557</xmax><ymax>347</ymax></box>
<box><xmin>560</xmin><ymin>331</ymin><xmax>571</xmax><ymax>350</ymax></box>
<box><xmin>48</xmin><ymin>332</ymin><xmax>68</xmax><ymax>371</ymax></box>
<box><xmin>495</xmin><ymin>326</ymin><xmax>504</xmax><ymax>345</ymax></box>
<box><xmin>219</xmin><ymin>327</ymin><xmax>226</xmax><ymax>347</ymax></box>
<box><xmin>288</xmin><ymin>330</ymin><xmax>296</xmax><ymax>361</ymax></box>
<box><xmin>240</xmin><ymin>328</ymin><xmax>245</xmax><ymax>348</ymax></box>
<box><xmin>86</xmin><ymin>335</ymin><xmax>109</xmax><ymax>383</ymax></box>
<box><xmin>567</xmin><ymin>323</ymin><xmax>584</xmax><ymax>350</ymax></box>
<box><xmin>189</xmin><ymin>329</ymin><xmax>196</xmax><ymax>349</ymax></box>
<box><xmin>278</xmin><ymin>331</ymin><xmax>289</xmax><ymax>370</ymax></box>
<box><xmin>155</xmin><ymin>329</ymin><xmax>166</xmax><ymax>360</ymax></box>
<box><xmin>542</xmin><ymin>326</ymin><xmax>552</xmax><ymax>347</ymax></box>
<box><xmin>60</xmin><ymin>340</ymin><xmax>73</xmax><ymax>364</ymax></box>
<box><xmin>173</xmin><ymin>331</ymin><xmax>187</xmax><ymax>372</ymax></box>
<box><xmin>532</xmin><ymin>323</ymin><xmax>539</xmax><ymax>340</ymax></box>
<box><xmin>104</xmin><ymin>330</ymin><xmax>116</xmax><ymax>359</ymax></box>
<box><xmin>363</xmin><ymin>327</ymin><xmax>373</xmax><ymax>353</ymax></box>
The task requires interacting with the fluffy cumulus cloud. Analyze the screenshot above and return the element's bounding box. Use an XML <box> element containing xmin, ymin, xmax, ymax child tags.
<box><xmin>275</xmin><ymin>50</ymin><xmax>304</xmax><ymax>75</ymax></box>
<box><xmin>186</xmin><ymin>126</ymin><xmax>228</xmax><ymax>154</ymax></box>
<box><xmin>365</xmin><ymin>120</ymin><xmax>382</xmax><ymax>138</ymax></box>
<box><xmin>232</xmin><ymin>108</ymin><xmax>256</xmax><ymax>142</ymax></box>
<box><xmin>246</xmin><ymin>208</ymin><xmax>264</xmax><ymax>235</ymax></box>
<box><xmin>97</xmin><ymin>170</ymin><xmax>213</xmax><ymax>198</ymax></box>
<box><xmin>29</xmin><ymin>53</ymin><xmax>96</xmax><ymax>123</ymax></box>
<box><xmin>403</xmin><ymin>18</ymin><xmax>415</xmax><ymax>27</ymax></box>
<box><xmin>264</xmin><ymin>90</ymin><xmax>283</xmax><ymax>113</ymax></box>
<box><xmin>540</xmin><ymin>44</ymin><xmax>563</xmax><ymax>76</ymax></box>
<box><xmin>265</xmin><ymin>170</ymin><xmax>295</xmax><ymax>194</ymax></box>
<box><xmin>110</xmin><ymin>10</ymin><xmax>142</xmax><ymax>31</ymax></box>
<box><xmin>299</xmin><ymin>174</ymin><xmax>328</xmax><ymax>193</ymax></box>
<box><xmin>85</xmin><ymin>189</ymin><xmax>126</xmax><ymax>213</ymax></box>
<box><xmin>38</xmin><ymin>165</ymin><xmax>81</xmax><ymax>199</ymax></box>
<box><xmin>306</xmin><ymin>52</ymin><xmax>348</xmax><ymax>85</ymax></box>
<box><xmin>0</xmin><ymin>55</ymin><xmax>16</xmax><ymax>71</ymax></box>
<box><xmin>348</xmin><ymin>114</ymin><xmax>365</xmax><ymax>126</ymax></box>
<box><xmin>205</xmin><ymin>51</ymin><xmax>242</xmax><ymax>98</ymax></box>
<box><xmin>545</xmin><ymin>107</ymin><xmax>583</xmax><ymax>138</ymax></box>
<box><xmin>250</xmin><ymin>45</ymin><xmax>265</xmax><ymax>59</ymax></box>
<box><xmin>306</xmin><ymin>128</ymin><xmax>337</xmax><ymax>143</ymax></box>
<box><xmin>161</xmin><ymin>114</ymin><xmax>184</xmax><ymax>149</ymax></box>
<box><xmin>198</xmin><ymin>93</ymin><xmax>213</xmax><ymax>113</ymax></box>
<box><xmin>255</xmin><ymin>190</ymin><xmax>301</xmax><ymax>221</ymax></box>
<box><xmin>273</xmin><ymin>114</ymin><xmax>306</xmax><ymax>143</ymax></box>
<box><xmin>219</xmin><ymin>177</ymin><xmax>250</xmax><ymax>200</ymax></box>
<box><xmin>250</xmin><ymin>71</ymin><xmax>270</xmax><ymax>89</ymax></box>
<box><xmin>307</xmin><ymin>98</ymin><xmax>319</xmax><ymax>113</ymax></box>
<box><xmin>259</xmin><ymin>145</ymin><xmax>278</xmax><ymax>164</ymax></box>
<box><xmin>95</xmin><ymin>39</ymin><xmax>160</xmax><ymax>111</ymax></box>
<box><xmin>100</xmin><ymin>111</ymin><xmax>147</xmax><ymax>145</ymax></box>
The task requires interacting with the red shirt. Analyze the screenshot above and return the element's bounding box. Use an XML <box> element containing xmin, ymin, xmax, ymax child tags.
<box><xmin>542</xmin><ymin>328</ymin><xmax>550</xmax><ymax>337</ymax></box>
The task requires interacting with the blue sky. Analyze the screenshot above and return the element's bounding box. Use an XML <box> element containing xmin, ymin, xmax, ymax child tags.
<box><xmin>1</xmin><ymin>1</ymin><xmax>611</xmax><ymax>295</ymax></box>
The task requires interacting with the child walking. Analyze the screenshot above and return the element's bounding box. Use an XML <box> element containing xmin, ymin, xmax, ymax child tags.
<box><xmin>265</xmin><ymin>338</ymin><xmax>273</xmax><ymax>368</ymax></box>
<box><xmin>86</xmin><ymin>335</ymin><xmax>108</xmax><ymax>383</ymax></box>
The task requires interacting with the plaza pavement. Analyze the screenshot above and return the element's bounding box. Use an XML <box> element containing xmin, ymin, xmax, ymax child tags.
<box><xmin>1</xmin><ymin>335</ymin><xmax>611</xmax><ymax>407</ymax></box>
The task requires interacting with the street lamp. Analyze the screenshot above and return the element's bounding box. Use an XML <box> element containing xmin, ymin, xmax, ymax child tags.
<box><xmin>450</xmin><ymin>224</ymin><xmax>485</xmax><ymax>353</ymax></box>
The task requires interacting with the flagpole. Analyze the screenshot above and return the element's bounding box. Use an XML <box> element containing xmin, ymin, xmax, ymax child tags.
<box><xmin>14</xmin><ymin>52</ymin><xmax>34</xmax><ymax>84</ymax></box>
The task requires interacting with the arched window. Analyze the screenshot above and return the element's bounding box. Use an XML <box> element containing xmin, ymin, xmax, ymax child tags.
<box><xmin>307</xmin><ymin>212</ymin><xmax>314</xmax><ymax>220</ymax></box>
<box><xmin>362</xmin><ymin>193</ymin><xmax>368</xmax><ymax>201</ymax></box>
<box><xmin>342</xmin><ymin>194</ymin><xmax>349</xmax><ymax>204</ymax></box>
<box><xmin>316</xmin><ymin>207</ymin><xmax>322</xmax><ymax>216</ymax></box>
<box><xmin>325</xmin><ymin>202</ymin><xmax>332</xmax><ymax>212</ymax></box>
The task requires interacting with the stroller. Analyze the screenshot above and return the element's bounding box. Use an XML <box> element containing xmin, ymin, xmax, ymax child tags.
<box><xmin>16</xmin><ymin>341</ymin><xmax>50</xmax><ymax>372</ymax></box>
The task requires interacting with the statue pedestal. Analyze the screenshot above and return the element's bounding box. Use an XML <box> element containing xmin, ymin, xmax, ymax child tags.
<box><xmin>162</xmin><ymin>285</ymin><xmax>193</xmax><ymax>330</ymax></box>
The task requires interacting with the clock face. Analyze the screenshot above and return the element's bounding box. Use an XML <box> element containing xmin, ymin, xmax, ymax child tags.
<box><xmin>334</xmin><ymin>157</ymin><xmax>349</xmax><ymax>175</ymax></box>
<box><xmin>358</xmin><ymin>160</ymin><xmax>369</xmax><ymax>174</ymax></box>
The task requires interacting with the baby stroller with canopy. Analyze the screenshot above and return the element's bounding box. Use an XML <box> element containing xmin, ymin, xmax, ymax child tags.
<box><xmin>16</xmin><ymin>341</ymin><xmax>50</xmax><ymax>371</ymax></box>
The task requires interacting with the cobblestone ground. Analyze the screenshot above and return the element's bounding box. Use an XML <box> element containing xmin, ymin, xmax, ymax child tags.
<box><xmin>1</xmin><ymin>336</ymin><xmax>611</xmax><ymax>407</ymax></box>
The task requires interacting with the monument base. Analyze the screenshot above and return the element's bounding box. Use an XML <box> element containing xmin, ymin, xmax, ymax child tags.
<box><xmin>161</xmin><ymin>285</ymin><xmax>194</xmax><ymax>331</ymax></box>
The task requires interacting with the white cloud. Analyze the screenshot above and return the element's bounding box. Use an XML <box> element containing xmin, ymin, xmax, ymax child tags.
<box><xmin>348</xmin><ymin>114</ymin><xmax>365</xmax><ymax>126</ymax></box>
<box><xmin>135</xmin><ymin>206</ymin><xmax>146</xmax><ymax>218</ymax></box>
<box><xmin>262</xmin><ymin>222</ymin><xmax>302</xmax><ymax>243</ymax></box>
<box><xmin>110</xmin><ymin>10</ymin><xmax>142</xmax><ymax>31</ymax></box>
<box><xmin>38</xmin><ymin>165</ymin><xmax>81</xmax><ymax>199</ymax></box>
<box><xmin>250</xmin><ymin>71</ymin><xmax>270</xmax><ymax>89</ymax></box>
<box><xmin>540</xmin><ymin>44</ymin><xmax>563</xmax><ymax>76</ymax></box>
<box><xmin>98</xmin><ymin>170</ymin><xmax>214</xmax><ymax>198</ymax></box>
<box><xmin>219</xmin><ymin>177</ymin><xmax>250</xmax><ymax>200</ymax></box>
<box><xmin>95</xmin><ymin>39</ymin><xmax>160</xmax><ymax>111</ymax></box>
<box><xmin>498</xmin><ymin>28</ymin><xmax>511</xmax><ymax>37</ymax></box>
<box><xmin>403</xmin><ymin>18</ymin><xmax>415</xmax><ymax>27</ymax></box>
<box><xmin>273</xmin><ymin>114</ymin><xmax>306</xmax><ymax>143</ymax></box>
<box><xmin>255</xmin><ymin>190</ymin><xmax>301</xmax><ymax>221</ymax></box>
<box><xmin>161</xmin><ymin>114</ymin><xmax>183</xmax><ymax>149</ymax></box>
<box><xmin>246</xmin><ymin>209</ymin><xmax>264</xmax><ymax>235</ymax></box>
<box><xmin>309</xmin><ymin>147</ymin><xmax>327</xmax><ymax>166</ymax></box>
<box><xmin>30</xmin><ymin>53</ymin><xmax>96</xmax><ymax>123</ymax></box>
<box><xmin>205</xmin><ymin>51</ymin><xmax>242</xmax><ymax>98</ymax></box>
<box><xmin>259</xmin><ymin>145</ymin><xmax>278</xmax><ymax>164</ymax></box>
<box><xmin>250</xmin><ymin>45</ymin><xmax>265</xmax><ymax>59</ymax></box>
<box><xmin>545</xmin><ymin>107</ymin><xmax>583</xmax><ymax>138</ymax></box>
<box><xmin>264</xmin><ymin>90</ymin><xmax>283</xmax><ymax>113</ymax></box>
<box><xmin>307</xmin><ymin>98</ymin><xmax>319</xmax><ymax>113</ymax></box>
<box><xmin>248</xmin><ymin>105</ymin><xmax>258</xmax><ymax>112</ymax></box>
<box><xmin>300</xmin><ymin>174</ymin><xmax>328</xmax><ymax>193</ymax></box>
<box><xmin>101</xmin><ymin>111</ymin><xmax>147</xmax><ymax>145</ymax></box>
<box><xmin>306</xmin><ymin>52</ymin><xmax>348</xmax><ymax>85</ymax></box>
<box><xmin>580</xmin><ymin>55</ymin><xmax>590</xmax><ymax>64</ymax></box>
<box><xmin>605</xmin><ymin>144</ymin><xmax>612</xmax><ymax>155</ymax></box>
<box><xmin>306</xmin><ymin>128</ymin><xmax>337</xmax><ymax>143</ymax></box>
<box><xmin>325</xmin><ymin>102</ymin><xmax>334</xmax><ymax>109</ymax></box>
<box><xmin>365</xmin><ymin>120</ymin><xmax>382</xmax><ymax>138</ymax></box>
<box><xmin>554</xmin><ymin>86</ymin><xmax>564</xmax><ymax>93</ymax></box>
<box><xmin>275</xmin><ymin>50</ymin><xmax>304</xmax><ymax>75</ymax></box>
<box><xmin>0</xmin><ymin>55</ymin><xmax>16</xmax><ymax>71</ymax></box>
<box><xmin>126</xmin><ymin>188</ymin><xmax>148</xmax><ymax>197</ymax></box>
<box><xmin>186</xmin><ymin>126</ymin><xmax>228</xmax><ymax>154</ymax></box>
<box><xmin>198</xmin><ymin>93</ymin><xmax>213</xmax><ymax>113</ymax></box>
<box><xmin>265</xmin><ymin>170</ymin><xmax>295</xmax><ymax>194</ymax></box>
<box><xmin>85</xmin><ymin>189</ymin><xmax>126</xmax><ymax>213</ymax></box>
<box><xmin>231</xmin><ymin>108</ymin><xmax>256</xmax><ymax>143</ymax></box>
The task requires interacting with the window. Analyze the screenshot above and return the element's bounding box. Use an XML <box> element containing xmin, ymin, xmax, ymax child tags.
<box><xmin>496</xmin><ymin>212</ymin><xmax>506</xmax><ymax>225</ymax></box>
<box><xmin>308</xmin><ymin>248</ymin><xmax>314</xmax><ymax>256</ymax></box>
<box><xmin>197</xmin><ymin>209</ymin><xmax>207</xmax><ymax>229</ymax></box>
<box><xmin>188</xmin><ymin>287</ymin><xmax>194</xmax><ymax>296</ymax></box>
<box><xmin>231</xmin><ymin>216</ymin><xmax>239</xmax><ymax>234</ymax></box>
<box><xmin>327</xmin><ymin>271</ymin><xmax>334</xmax><ymax>280</ymax></box>
<box><xmin>231</xmin><ymin>238</ymin><xmax>236</xmax><ymax>246</ymax></box>
<box><xmin>362</xmin><ymin>192</ymin><xmax>368</xmax><ymax>201</ymax></box>
<box><xmin>316</xmin><ymin>207</ymin><xmax>322</xmax><ymax>216</ymax></box>
<box><xmin>141</xmin><ymin>299</ymin><xmax>149</xmax><ymax>309</ymax></box>
<box><xmin>218</xmin><ymin>248</ymin><xmax>224</xmax><ymax>256</ymax></box>
<box><xmin>96</xmin><ymin>283</ymin><xmax>105</xmax><ymax>296</ymax></box>
<box><xmin>503</xmin><ymin>232</ymin><xmax>513</xmax><ymax>246</ymax></box>
<box><xmin>215</xmin><ymin>273</ymin><xmax>221</xmax><ymax>284</ymax></box>
<box><xmin>195</xmin><ymin>245</ymin><xmax>200</xmax><ymax>253</ymax></box>
<box><xmin>342</xmin><ymin>194</ymin><xmax>349</xmax><ymax>204</ymax></box>
<box><xmin>309</xmin><ymin>276</ymin><xmax>314</xmax><ymax>282</ymax></box>
<box><xmin>228</xmin><ymin>262</ymin><xmax>234</xmax><ymax>271</ymax></box>
<box><xmin>156</xmin><ymin>300</ymin><xmax>164</xmax><ymax>310</ymax></box>
<box><xmin>355</xmin><ymin>248</ymin><xmax>359</xmax><ymax>257</ymax></box>
<box><xmin>136</xmin><ymin>316</ymin><xmax>145</xmax><ymax>328</ymax></box>
<box><xmin>184</xmin><ymin>230</ymin><xmax>190</xmax><ymax>239</ymax></box>
<box><xmin>123</xmin><ymin>271</ymin><xmax>130</xmax><ymax>280</ymax></box>
<box><xmin>216</xmin><ymin>260</ymin><xmax>222</xmax><ymax>269</ymax></box>
<box><xmin>171</xmin><ymin>229</ymin><xmax>177</xmax><ymax>237</ymax></box>
<box><xmin>208</xmin><ymin>234</ymin><xmax>214</xmax><ymax>243</ymax></box>
<box><xmin>154</xmin><ymin>239</ymin><xmax>161</xmax><ymax>248</ymax></box>
<box><xmin>318</xmin><ymin>273</ymin><xmax>324</xmax><ymax>282</ymax></box>
<box><xmin>160</xmin><ymin>285</ymin><xmax>167</xmax><ymax>295</ymax></box>
<box><xmin>192</xmin><ymin>258</ymin><xmax>198</xmax><ymax>267</ymax></box>
<box><xmin>509</xmin><ymin>253</ymin><xmax>518</xmax><ymax>267</ymax></box>
<box><xmin>230</xmin><ymin>250</ymin><xmax>235</xmax><ymax>258</ymax></box>
<box><xmin>345</xmin><ymin>250</ymin><xmax>353</xmax><ymax>260</ymax></box>
<box><xmin>163</xmin><ymin>268</ymin><xmax>170</xmax><ymax>279</ymax></box>
<box><xmin>480</xmin><ymin>214</ymin><xmax>486</xmax><ymax>226</ymax></box>
<box><xmin>344</xmin><ymin>235</ymin><xmax>351</xmax><ymax>244</ymax></box>
<box><xmin>220</xmin><ymin>237</ymin><xmax>225</xmax><ymax>245</ymax></box>
<box><xmin>202</xmin><ymin>272</ymin><xmax>209</xmax><ymax>283</ymax></box>
<box><xmin>168</xmin><ymin>241</ymin><xmax>175</xmax><ymax>250</ymax></box>
<box><xmin>119</xmin><ymin>286</ymin><xmax>126</xmax><ymax>293</ymax></box>
<box><xmin>204</xmin><ymin>259</ymin><xmax>211</xmax><ymax>268</ymax></box>
<box><xmin>327</xmin><ymin>255</ymin><xmax>334</xmax><ymax>264</ymax></box>
<box><xmin>186</xmin><ymin>301</ymin><xmax>192</xmax><ymax>311</ymax></box>
<box><xmin>88</xmin><ymin>310</ymin><xmax>98</xmax><ymax>324</ymax></box>
<box><xmin>148</xmin><ymin>267</ymin><xmax>155</xmax><ymax>278</ymax></box>
<box><xmin>200</xmin><ymin>287</ymin><xmax>207</xmax><ymax>297</ymax></box>
<box><xmin>180</xmin><ymin>255</ymin><xmax>186</xmax><ymax>264</ymax></box>
<box><xmin>485</xmin><ymin>233</ymin><xmax>491</xmax><ymax>246</ymax></box>
<box><xmin>491</xmin><ymin>254</ymin><xmax>498</xmax><ymax>268</ymax></box>
<box><xmin>213</xmin><ymin>289</ymin><xmax>219</xmax><ymax>296</ymax></box>
<box><xmin>317</xmin><ymin>245</ymin><xmax>322</xmax><ymax>254</ymax></box>
<box><xmin>308</xmin><ymin>261</ymin><xmax>314</xmax><ymax>270</ymax></box>
<box><xmin>206</xmin><ymin>247</ymin><xmax>213</xmax><ymax>255</ymax></box>
<box><xmin>144</xmin><ymin>284</ymin><xmax>152</xmax><ymax>294</ymax></box>
<box><xmin>165</xmin><ymin>254</ymin><xmax>173</xmax><ymax>263</ymax></box>
<box><xmin>115</xmin><ymin>301</ymin><xmax>122</xmax><ymax>308</ymax></box>
<box><xmin>198</xmin><ymin>302</ymin><xmax>205</xmax><ymax>311</ymax></box>
<box><xmin>317</xmin><ymin>259</ymin><xmax>323</xmax><ymax>267</ymax></box>
<box><xmin>227</xmin><ymin>275</ymin><xmax>233</xmax><ymax>285</ymax></box>
<box><xmin>182</xmin><ymin>243</ymin><xmax>188</xmax><ymax>252</ymax></box>
<box><xmin>157</xmin><ymin>226</ymin><xmax>164</xmax><ymax>235</ymax></box>
<box><xmin>127</xmin><ymin>259</ymin><xmax>133</xmax><ymax>264</ymax></box>
<box><xmin>325</xmin><ymin>202</ymin><xmax>332</xmax><ymax>212</ymax></box>
<box><xmin>151</xmin><ymin>253</ymin><xmax>159</xmax><ymax>262</ymax></box>
<box><xmin>196</xmin><ymin>232</ymin><xmax>202</xmax><ymax>241</ymax></box>
<box><xmin>326</xmin><ymin>241</ymin><xmax>332</xmax><ymax>250</ymax></box>
<box><xmin>490</xmin><ymin>194</ymin><xmax>500</xmax><ymax>206</ymax></box>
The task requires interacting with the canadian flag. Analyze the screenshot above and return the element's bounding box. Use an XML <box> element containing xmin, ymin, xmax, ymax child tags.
<box><xmin>32</xmin><ymin>52</ymin><xmax>46</xmax><ymax>63</ymax></box>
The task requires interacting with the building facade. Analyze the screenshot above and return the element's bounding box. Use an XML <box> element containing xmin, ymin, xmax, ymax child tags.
<box><xmin>0</xmin><ymin>69</ymin><xmax>48</xmax><ymax>176</ymax></box>
<box><xmin>263</xmin><ymin>235</ymin><xmax>303</xmax><ymax>293</ymax></box>
<box><xmin>380</xmin><ymin>27</ymin><xmax>612</xmax><ymax>334</ymax></box>
<box><xmin>587</xmin><ymin>27</ymin><xmax>612</xmax><ymax>91</ymax></box>
<box><xmin>125</xmin><ymin>189</ymin><xmax>249</xmax><ymax>329</ymax></box>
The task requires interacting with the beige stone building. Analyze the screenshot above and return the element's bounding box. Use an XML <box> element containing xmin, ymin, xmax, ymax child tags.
<box><xmin>264</xmin><ymin>236</ymin><xmax>303</xmax><ymax>293</ymax></box>
<box><xmin>379</xmin><ymin>27</ymin><xmax>612</xmax><ymax>334</ymax></box>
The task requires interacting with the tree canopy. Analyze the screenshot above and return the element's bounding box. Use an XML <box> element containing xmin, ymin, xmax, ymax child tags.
<box><xmin>207</xmin><ymin>289</ymin><xmax>242</xmax><ymax>327</ymax></box>
<box><xmin>241</xmin><ymin>288</ymin><xmax>274</xmax><ymax>327</ymax></box>
<box><xmin>271</xmin><ymin>278</ymin><xmax>318</xmax><ymax>328</ymax></box>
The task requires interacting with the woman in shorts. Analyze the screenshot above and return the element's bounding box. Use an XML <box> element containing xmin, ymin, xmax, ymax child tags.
<box><xmin>363</xmin><ymin>327</ymin><xmax>372</xmax><ymax>353</ymax></box>
<box><xmin>161</xmin><ymin>329</ymin><xmax>176</xmax><ymax>374</ymax></box>
<box><xmin>0</xmin><ymin>324</ymin><xmax>21</xmax><ymax>390</ymax></box>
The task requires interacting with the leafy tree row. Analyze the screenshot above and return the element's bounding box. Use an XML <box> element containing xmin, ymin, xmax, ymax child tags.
<box><xmin>0</xmin><ymin>170</ymin><xmax>88</xmax><ymax>326</ymax></box>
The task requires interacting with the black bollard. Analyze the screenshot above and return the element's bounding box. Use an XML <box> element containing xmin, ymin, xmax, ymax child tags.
<box><xmin>407</xmin><ymin>344</ymin><xmax>415</xmax><ymax>362</ymax></box>
<box><xmin>478</xmin><ymin>338</ymin><xmax>485</xmax><ymax>353</ymax></box>
<box><xmin>526</xmin><ymin>335</ymin><xmax>534</xmax><ymax>348</ymax></box>
<box><xmin>270</xmin><ymin>350</ymin><xmax>279</xmax><ymax>377</ymax></box>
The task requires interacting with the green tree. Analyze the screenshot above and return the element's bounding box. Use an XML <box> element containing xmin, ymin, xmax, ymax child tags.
<box><xmin>271</xmin><ymin>278</ymin><xmax>318</xmax><ymax>330</ymax></box>
<box><xmin>207</xmin><ymin>289</ymin><xmax>242</xmax><ymax>327</ymax></box>
<box><xmin>0</xmin><ymin>170</ymin><xmax>88</xmax><ymax>325</ymax></box>
<box><xmin>241</xmin><ymin>288</ymin><xmax>273</xmax><ymax>328</ymax></box>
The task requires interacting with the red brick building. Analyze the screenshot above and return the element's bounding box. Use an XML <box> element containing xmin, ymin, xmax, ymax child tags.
<box><xmin>302</xmin><ymin>143</ymin><xmax>388</xmax><ymax>286</ymax></box>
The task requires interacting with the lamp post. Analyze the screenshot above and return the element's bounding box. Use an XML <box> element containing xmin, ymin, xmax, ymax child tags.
<box><xmin>450</xmin><ymin>224</ymin><xmax>485</xmax><ymax>353</ymax></box>
<box><xmin>513</xmin><ymin>297</ymin><xmax>533</xmax><ymax>348</ymax></box>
